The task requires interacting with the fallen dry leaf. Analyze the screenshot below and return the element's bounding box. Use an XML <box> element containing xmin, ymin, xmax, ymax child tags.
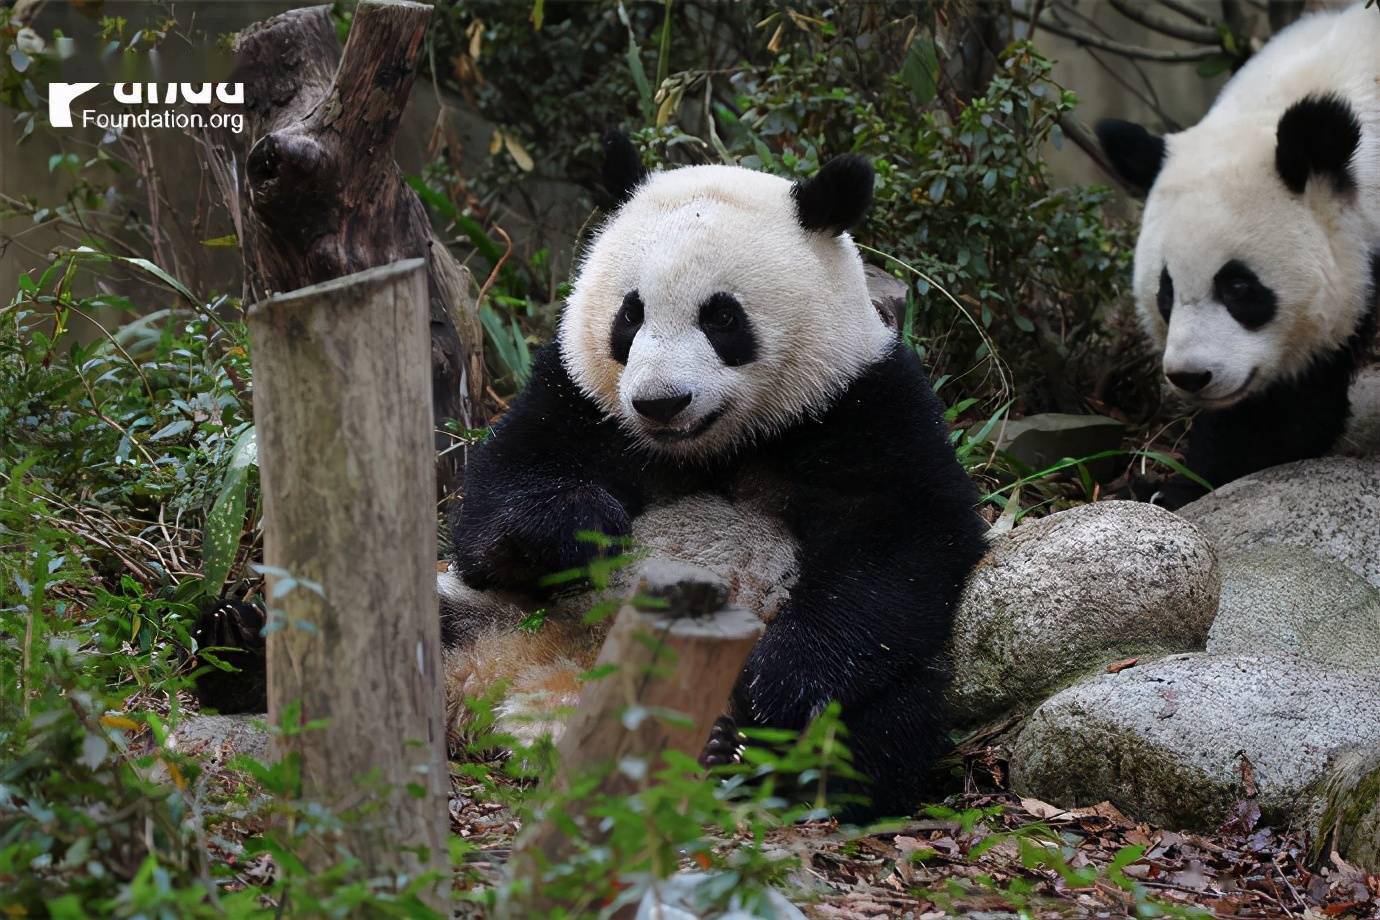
<box><xmin>1106</xmin><ymin>656</ymin><xmax>1139</xmax><ymax>673</ymax></box>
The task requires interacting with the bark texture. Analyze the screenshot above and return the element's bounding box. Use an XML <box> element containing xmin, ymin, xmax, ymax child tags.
<box><xmin>232</xmin><ymin>1</ymin><xmax>483</xmax><ymax>498</ymax></box>
<box><xmin>248</xmin><ymin>259</ymin><xmax>447</xmax><ymax>897</ymax></box>
<box><xmin>508</xmin><ymin>568</ymin><xmax>762</xmax><ymax>916</ymax></box>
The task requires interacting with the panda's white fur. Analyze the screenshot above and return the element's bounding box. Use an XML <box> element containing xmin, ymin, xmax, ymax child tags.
<box><xmin>560</xmin><ymin>164</ymin><xmax>894</xmax><ymax>457</ymax></box>
<box><xmin>1133</xmin><ymin>3</ymin><xmax>1379</xmax><ymax>405</ymax></box>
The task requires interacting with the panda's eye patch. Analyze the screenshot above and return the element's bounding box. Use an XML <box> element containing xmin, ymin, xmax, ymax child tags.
<box><xmin>698</xmin><ymin>292</ymin><xmax>757</xmax><ymax>367</ymax></box>
<box><xmin>609</xmin><ymin>290</ymin><xmax>644</xmax><ymax>365</ymax></box>
<box><xmin>1157</xmin><ymin>266</ymin><xmax>1173</xmax><ymax>322</ymax></box>
<box><xmin>619</xmin><ymin>290</ymin><xmax>644</xmax><ymax>325</ymax></box>
<box><xmin>1213</xmin><ymin>260</ymin><xmax>1276</xmax><ymax>330</ymax></box>
<box><xmin>700</xmin><ymin>292</ymin><xmax>741</xmax><ymax>331</ymax></box>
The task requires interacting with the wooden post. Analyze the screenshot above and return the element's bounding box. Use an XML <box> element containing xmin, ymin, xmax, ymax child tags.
<box><xmin>222</xmin><ymin>0</ymin><xmax>483</xmax><ymax>498</ymax></box>
<box><xmin>247</xmin><ymin>259</ymin><xmax>447</xmax><ymax>898</ymax></box>
<box><xmin>508</xmin><ymin>561</ymin><xmax>763</xmax><ymax>915</ymax></box>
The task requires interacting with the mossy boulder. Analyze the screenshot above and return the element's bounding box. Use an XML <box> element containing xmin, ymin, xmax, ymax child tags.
<box><xmin>1209</xmin><ymin>544</ymin><xmax>1380</xmax><ymax>668</ymax></box>
<box><xmin>1178</xmin><ymin>456</ymin><xmax>1380</xmax><ymax>589</ymax></box>
<box><xmin>948</xmin><ymin>501</ymin><xmax>1220</xmax><ymax>726</ymax></box>
<box><xmin>1010</xmin><ymin>654</ymin><xmax>1380</xmax><ymax>832</ymax></box>
<box><xmin>1321</xmin><ymin>747</ymin><xmax>1380</xmax><ymax>873</ymax></box>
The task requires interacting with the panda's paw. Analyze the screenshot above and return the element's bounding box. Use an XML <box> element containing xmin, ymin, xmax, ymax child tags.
<box><xmin>699</xmin><ymin>715</ymin><xmax>746</xmax><ymax>768</ymax></box>
<box><xmin>191</xmin><ymin>600</ymin><xmax>268</xmax><ymax>714</ymax></box>
<box><xmin>457</xmin><ymin>486</ymin><xmax>632</xmax><ymax>591</ymax></box>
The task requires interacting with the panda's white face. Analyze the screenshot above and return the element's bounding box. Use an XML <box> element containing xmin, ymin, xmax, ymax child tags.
<box><xmin>560</xmin><ymin>164</ymin><xmax>892</xmax><ymax>458</ymax></box>
<box><xmin>1134</xmin><ymin>120</ymin><xmax>1374</xmax><ymax>407</ymax></box>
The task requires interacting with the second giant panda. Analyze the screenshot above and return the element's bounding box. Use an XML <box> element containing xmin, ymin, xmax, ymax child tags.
<box><xmin>1096</xmin><ymin>2</ymin><xmax>1380</xmax><ymax>509</ymax></box>
<box><xmin>445</xmin><ymin>134</ymin><xmax>989</xmax><ymax>819</ymax></box>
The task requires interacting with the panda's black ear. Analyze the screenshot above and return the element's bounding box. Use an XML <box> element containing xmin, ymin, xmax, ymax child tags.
<box><xmin>1094</xmin><ymin>119</ymin><xmax>1165</xmax><ymax>196</ymax></box>
<box><xmin>1275</xmin><ymin>93</ymin><xmax>1360</xmax><ymax>195</ymax></box>
<box><xmin>792</xmin><ymin>155</ymin><xmax>873</xmax><ymax>235</ymax></box>
<box><xmin>601</xmin><ymin>130</ymin><xmax>647</xmax><ymax>207</ymax></box>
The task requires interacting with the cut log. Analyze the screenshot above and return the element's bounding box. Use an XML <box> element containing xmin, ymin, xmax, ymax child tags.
<box><xmin>229</xmin><ymin>0</ymin><xmax>484</xmax><ymax>499</ymax></box>
<box><xmin>248</xmin><ymin>259</ymin><xmax>447</xmax><ymax>900</ymax></box>
<box><xmin>507</xmin><ymin>560</ymin><xmax>763</xmax><ymax>916</ymax></box>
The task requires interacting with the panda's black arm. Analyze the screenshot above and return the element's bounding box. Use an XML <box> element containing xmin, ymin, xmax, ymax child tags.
<box><xmin>738</xmin><ymin>344</ymin><xmax>988</xmax><ymax>734</ymax></box>
<box><xmin>451</xmin><ymin>343</ymin><xmax>647</xmax><ymax>592</ymax></box>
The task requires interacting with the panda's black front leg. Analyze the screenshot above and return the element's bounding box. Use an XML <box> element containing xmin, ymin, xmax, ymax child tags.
<box><xmin>699</xmin><ymin>714</ymin><xmax>746</xmax><ymax>768</ymax></box>
<box><xmin>724</xmin><ymin>345</ymin><xmax>988</xmax><ymax>819</ymax></box>
<box><xmin>451</xmin><ymin>345</ymin><xmax>645</xmax><ymax>594</ymax></box>
<box><xmin>728</xmin><ymin>555</ymin><xmax>967</xmax><ymax>819</ymax></box>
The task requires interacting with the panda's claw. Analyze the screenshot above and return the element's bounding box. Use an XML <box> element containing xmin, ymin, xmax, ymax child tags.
<box><xmin>191</xmin><ymin>599</ymin><xmax>268</xmax><ymax>714</ymax></box>
<box><xmin>699</xmin><ymin>714</ymin><xmax>745</xmax><ymax>768</ymax></box>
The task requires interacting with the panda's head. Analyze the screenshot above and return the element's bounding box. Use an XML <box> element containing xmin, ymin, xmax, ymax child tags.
<box><xmin>559</xmin><ymin>134</ymin><xmax>893</xmax><ymax>458</ymax></box>
<box><xmin>1098</xmin><ymin>94</ymin><xmax>1372</xmax><ymax>407</ymax></box>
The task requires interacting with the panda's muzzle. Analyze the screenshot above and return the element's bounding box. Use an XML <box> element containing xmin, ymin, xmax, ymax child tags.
<box><xmin>633</xmin><ymin>392</ymin><xmax>692</xmax><ymax>424</ymax></box>
<box><xmin>646</xmin><ymin>406</ymin><xmax>726</xmax><ymax>444</ymax></box>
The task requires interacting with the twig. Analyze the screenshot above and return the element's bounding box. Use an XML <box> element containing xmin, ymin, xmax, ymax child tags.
<box><xmin>61</xmin><ymin>302</ymin><xmax>157</xmax><ymax>404</ymax></box>
<box><xmin>1109</xmin><ymin>0</ymin><xmax>1219</xmax><ymax>44</ymax></box>
<box><xmin>1013</xmin><ymin>8</ymin><xmax>1222</xmax><ymax>61</ymax></box>
<box><xmin>474</xmin><ymin>224</ymin><xmax>514</xmax><ymax>312</ymax></box>
<box><xmin>1156</xmin><ymin>0</ymin><xmax>1215</xmax><ymax>25</ymax></box>
<box><xmin>73</xmin><ymin>363</ymin><xmax>158</xmax><ymax>466</ymax></box>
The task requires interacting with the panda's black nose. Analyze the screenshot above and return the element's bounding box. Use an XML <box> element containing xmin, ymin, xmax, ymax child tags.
<box><xmin>1167</xmin><ymin>370</ymin><xmax>1212</xmax><ymax>394</ymax></box>
<box><xmin>633</xmin><ymin>392</ymin><xmax>692</xmax><ymax>424</ymax></box>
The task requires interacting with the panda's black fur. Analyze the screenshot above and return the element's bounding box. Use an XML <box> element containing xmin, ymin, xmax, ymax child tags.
<box><xmin>194</xmin><ymin>141</ymin><xmax>988</xmax><ymax>821</ymax></box>
<box><xmin>452</xmin><ymin>339</ymin><xmax>987</xmax><ymax>819</ymax></box>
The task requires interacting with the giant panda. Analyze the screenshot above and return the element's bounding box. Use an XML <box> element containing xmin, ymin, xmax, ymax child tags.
<box><xmin>1095</xmin><ymin>2</ymin><xmax>1380</xmax><ymax>509</ymax></box>
<box><xmin>443</xmin><ymin>134</ymin><xmax>990</xmax><ymax>819</ymax></box>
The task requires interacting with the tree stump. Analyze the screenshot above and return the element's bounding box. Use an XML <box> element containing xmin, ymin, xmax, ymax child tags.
<box><xmin>248</xmin><ymin>258</ymin><xmax>447</xmax><ymax>899</ymax></box>
<box><xmin>507</xmin><ymin>561</ymin><xmax>763</xmax><ymax>916</ymax></box>
<box><xmin>231</xmin><ymin>0</ymin><xmax>484</xmax><ymax>499</ymax></box>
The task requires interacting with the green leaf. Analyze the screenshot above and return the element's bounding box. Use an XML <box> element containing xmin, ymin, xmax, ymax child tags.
<box><xmin>202</xmin><ymin>426</ymin><xmax>257</xmax><ymax>596</ymax></box>
<box><xmin>67</xmin><ymin>246</ymin><xmax>198</xmax><ymax>304</ymax></box>
<box><xmin>1196</xmin><ymin>53</ymin><xmax>1233</xmax><ymax>77</ymax></box>
<box><xmin>899</xmin><ymin>34</ymin><xmax>940</xmax><ymax>106</ymax></box>
<box><xmin>200</xmin><ymin>234</ymin><xmax>238</xmax><ymax>248</ymax></box>
<box><xmin>620</xmin><ymin>1</ymin><xmax>653</xmax><ymax>117</ymax></box>
<box><xmin>150</xmin><ymin>419</ymin><xmax>192</xmax><ymax>441</ymax></box>
<box><xmin>406</xmin><ymin>176</ymin><xmax>504</xmax><ymax>268</ymax></box>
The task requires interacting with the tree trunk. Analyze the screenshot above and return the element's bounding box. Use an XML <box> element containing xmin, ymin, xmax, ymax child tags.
<box><xmin>230</xmin><ymin>0</ymin><xmax>484</xmax><ymax>500</ymax></box>
<box><xmin>248</xmin><ymin>258</ymin><xmax>447</xmax><ymax>900</ymax></box>
<box><xmin>507</xmin><ymin>562</ymin><xmax>763</xmax><ymax>917</ymax></box>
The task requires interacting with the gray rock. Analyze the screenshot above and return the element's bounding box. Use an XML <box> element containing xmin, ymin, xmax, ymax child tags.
<box><xmin>1321</xmin><ymin>747</ymin><xmax>1380</xmax><ymax>873</ymax></box>
<box><xmin>950</xmin><ymin>501</ymin><xmax>1220</xmax><ymax>725</ymax></box>
<box><xmin>1177</xmin><ymin>456</ymin><xmax>1380</xmax><ymax>589</ymax></box>
<box><xmin>171</xmin><ymin>713</ymin><xmax>270</xmax><ymax>762</ymax></box>
<box><xmin>1209</xmin><ymin>544</ymin><xmax>1380</xmax><ymax>669</ymax></box>
<box><xmin>1010</xmin><ymin>653</ymin><xmax>1380</xmax><ymax>831</ymax></box>
<box><xmin>1339</xmin><ymin>366</ymin><xmax>1380</xmax><ymax>458</ymax></box>
<box><xmin>995</xmin><ymin>413</ymin><xmax>1127</xmax><ymax>482</ymax></box>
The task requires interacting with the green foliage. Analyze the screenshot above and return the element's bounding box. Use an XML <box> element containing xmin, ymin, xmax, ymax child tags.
<box><xmin>644</xmin><ymin>37</ymin><xmax>1136</xmax><ymax>414</ymax></box>
<box><xmin>2</xmin><ymin>261</ymin><xmax>255</xmax><ymax>582</ymax></box>
<box><xmin>426</xmin><ymin>4</ymin><xmax>1153</xmax><ymax>457</ymax></box>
